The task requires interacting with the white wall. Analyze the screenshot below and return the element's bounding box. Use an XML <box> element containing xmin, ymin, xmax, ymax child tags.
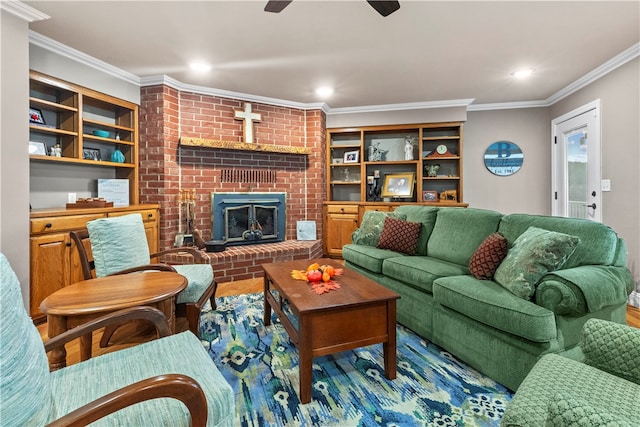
<box><xmin>550</xmin><ymin>58</ymin><xmax>640</xmax><ymax>287</ymax></box>
<box><xmin>1</xmin><ymin>10</ymin><xmax>31</xmax><ymax>306</ymax></box>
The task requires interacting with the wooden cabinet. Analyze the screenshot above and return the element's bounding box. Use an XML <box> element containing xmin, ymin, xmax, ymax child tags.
<box><xmin>324</xmin><ymin>122</ymin><xmax>466</xmax><ymax>257</ymax></box>
<box><xmin>323</xmin><ymin>204</ymin><xmax>359</xmax><ymax>258</ymax></box>
<box><xmin>326</xmin><ymin>122</ymin><xmax>465</xmax><ymax>205</ymax></box>
<box><xmin>29</xmin><ymin>205</ymin><xmax>160</xmax><ymax>321</ymax></box>
<box><xmin>29</xmin><ymin>71</ymin><xmax>139</xmax><ymax>205</ymax></box>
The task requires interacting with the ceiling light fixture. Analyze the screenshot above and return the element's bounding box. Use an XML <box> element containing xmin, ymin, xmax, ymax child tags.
<box><xmin>512</xmin><ymin>69</ymin><xmax>533</xmax><ymax>79</ymax></box>
<box><xmin>315</xmin><ymin>86</ymin><xmax>334</xmax><ymax>98</ymax></box>
<box><xmin>189</xmin><ymin>62</ymin><xmax>212</xmax><ymax>72</ymax></box>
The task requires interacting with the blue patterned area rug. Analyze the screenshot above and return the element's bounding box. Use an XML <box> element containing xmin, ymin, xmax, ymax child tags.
<box><xmin>200</xmin><ymin>293</ymin><xmax>512</xmax><ymax>426</ymax></box>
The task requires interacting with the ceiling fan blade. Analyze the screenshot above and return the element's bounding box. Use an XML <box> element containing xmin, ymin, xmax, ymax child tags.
<box><xmin>265</xmin><ymin>1</ymin><xmax>293</xmax><ymax>13</ymax></box>
<box><xmin>366</xmin><ymin>1</ymin><xmax>400</xmax><ymax>17</ymax></box>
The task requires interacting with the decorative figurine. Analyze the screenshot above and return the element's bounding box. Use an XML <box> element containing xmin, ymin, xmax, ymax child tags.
<box><xmin>404</xmin><ymin>136</ymin><xmax>415</xmax><ymax>160</ymax></box>
<box><xmin>426</xmin><ymin>164</ymin><xmax>440</xmax><ymax>177</ymax></box>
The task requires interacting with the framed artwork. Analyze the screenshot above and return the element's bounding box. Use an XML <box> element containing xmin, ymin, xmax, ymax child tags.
<box><xmin>28</xmin><ymin>141</ymin><xmax>46</xmax><ymax>155</ymax></box>
<box><xmin>423</xmin><ymin>190</ymin><xmax>438</xmax><ymax>202</ymax></box>
<box><xmin>381</xmin><ymin>173</ymin><xmax>414</xmax><ymax>198</ymax></box>
<box><xmin>343</xmin><ymin>150</ymin><xmax>359</xmax><ymax>163</ymax></box>
<box><xmin>29</xmin><ymin>108</ymin><xmax>45</xmax><ymax>125</ymax></box>
<box><xmin>83</xmin><ymin>148</ymin><xmax>102</xmax><ymax>161</ymax></box>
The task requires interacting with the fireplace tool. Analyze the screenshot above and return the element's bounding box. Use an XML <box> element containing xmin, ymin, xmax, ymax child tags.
<box><xmin>175</xmin><ymin>189</ymin><xmax>196</xmax><ymax>246</ymax></box>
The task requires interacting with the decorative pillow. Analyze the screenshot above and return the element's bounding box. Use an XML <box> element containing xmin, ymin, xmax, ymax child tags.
<box><xmin>494</xmin><ymin>226</ymin><xmax>580</xmax><ymax>299</ymax></box>
<box><xmin>87</xmin><ymin>214</ymin><xmax>151</xmax><ymax>277</ymax></box>
<box><xmin>468</xmin><ymin>232</ymin><xmax>508</xmax><ymax>280</ymax></box>
<box><xmin>377</xmin><ymin>217</ymin><xmax>423</xmax><ymax>255</ymax></box>
<box><xmin>351</xmin><ymin>210</ymin><xmax>407</xmax><ymax>247</ymax></box>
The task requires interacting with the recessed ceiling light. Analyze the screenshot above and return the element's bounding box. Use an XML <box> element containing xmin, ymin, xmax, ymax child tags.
<box><xmin>512</xmin><ymin>69</ymin><xmax>533</xmax><ymax>79</ymax></box>
<box><xmin>315</xmin><ymin>86</ymin><xmax>334</xmax><ymax>98</ymax></box>
<box><xmin>189</xmin><ymin>62</ymin><xmax>212</xmax><ymax>72</ymax></box>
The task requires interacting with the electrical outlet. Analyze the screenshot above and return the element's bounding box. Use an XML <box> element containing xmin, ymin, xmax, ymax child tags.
<box><xmin>601</xmin><ymin>179</ymin><xmax>611</xmax><ymax>192</ymax></box>
<box><xmin>68</xmin><ymin>192</ymin><xmax>77</xmax><ymax>203</ymax></box>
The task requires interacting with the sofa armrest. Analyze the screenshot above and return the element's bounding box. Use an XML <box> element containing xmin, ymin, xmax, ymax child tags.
<box><xmin>580</xmin><ymin>318</ymin><xmax>640</xmax><ymax>385</ymax></box>
<box><xmin>545</xmin><ymin>393</ymin><xmax>636</xmax><ymax>427</ymax></box>
<box><xmin>535</xmin><ymin>265</ymin><xmax>633</xmax><ymax>315</ymax></box>
<box><xmin>46</xmin><ymin>374</ymin><xmax>207</xmax><ymax>427</ymax></box>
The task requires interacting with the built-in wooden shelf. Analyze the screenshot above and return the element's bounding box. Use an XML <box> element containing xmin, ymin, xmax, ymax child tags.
<box><xmin>180</xmin><ymin>137</ymin><xmax>311</xmax><ymax>155</ymax></box>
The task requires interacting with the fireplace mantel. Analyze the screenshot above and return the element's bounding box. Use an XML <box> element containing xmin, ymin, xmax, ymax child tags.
<box><xmin>180</xmin><ymin>137</ymin><xmax>311</xmax><ymax>155</ymax></box>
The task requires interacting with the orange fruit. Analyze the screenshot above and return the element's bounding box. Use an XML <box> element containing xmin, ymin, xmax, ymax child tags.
<box><xmin>322</xmin><ymin>272</ymin><xmax>331</xmax><ymax>282</ymax></box>
<box><xmin>322</xmin><ymin>265</ymin><xmax>336</xmax><ymax>278</ymax></box>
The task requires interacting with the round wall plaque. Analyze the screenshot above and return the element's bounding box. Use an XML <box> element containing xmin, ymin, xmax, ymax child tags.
<box><xmin>484</xmin><ymin>141</ymin><xmax>523</xmax><ymax>176</ymax></box>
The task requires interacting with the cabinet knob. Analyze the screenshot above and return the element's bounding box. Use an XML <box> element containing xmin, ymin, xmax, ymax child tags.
<box><xmin>148</xmin><ymin>213</ymin><xmax>153</xmax><ymax>218</ymax></box>
<box><xmin>45</xmin><ymin>223</ymin><xmax>52</xmax><ymax>228</ymax></box>
<box><xmin>66</xmin><ymin>242</ymin><xmax>72</xmax><ymax>247</ymax></box>
<box><xmin>340</xmin><ymin>208</ymin><xmax>344</xmax><ymax>212</ymax></box>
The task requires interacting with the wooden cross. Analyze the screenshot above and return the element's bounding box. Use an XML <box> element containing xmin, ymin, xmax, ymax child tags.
<box><xmin>234</xmin><ymin>102</ymin><xmax>261</xmax><ymax>144</ymax></box>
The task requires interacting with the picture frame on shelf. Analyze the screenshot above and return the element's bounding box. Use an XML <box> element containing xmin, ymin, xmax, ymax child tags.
<box><xmin>381</xmin><ymin>173</ymin><xmax>414</xmax><ymax>198</ymax></box>
<box><xmin>83</xmin><ymin>147</ymin><xmax>102</xmax><ymax>161</ymax></box>
<box><xmin>28</xmin><ymin>141</ymin><xmax>46</xmax><ymax>155</ymax></box>
<box><xmin>343</xmin><ymin>150</ymin><xmax>359</xmax><ymax>163</ymax></box>
<box><xmin>423</xmin><ymin>190</ymin><xmax>438</xmax><ymax>202</ymax></box>
<box><xmin>29</xmin><ymin>108</ymin><xmax>45</xmax><ymax>125</ymax></box>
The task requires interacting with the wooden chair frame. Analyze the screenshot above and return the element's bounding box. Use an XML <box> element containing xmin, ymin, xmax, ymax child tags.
<box><xmin>70</xmin><ymin>230</ymin><xmax>217</xmax><ymax>344</ymax></box>
<box><xmin>44</xmin><ymin>306</ymin><xmax>208</xmax><ymax>426</ymax></box>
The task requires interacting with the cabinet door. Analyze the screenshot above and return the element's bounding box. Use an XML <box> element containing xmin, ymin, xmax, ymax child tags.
<box><xmin>324</xmin><ymin>213</ymin><xmax>359</xmax><ymax>257</ymax></box>
<box><xmin>30</xmin><ymin>233</ymin><xmax>71</xmax><ymax>318</ymax></box>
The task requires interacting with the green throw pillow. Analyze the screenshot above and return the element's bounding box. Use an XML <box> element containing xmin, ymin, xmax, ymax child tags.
<box><xmin>351</xmin><ymin>210</ymin><xmax>406</xmax><ymax>247</ymax></box>
<box><xmin>494</xmin><ymin>226</ymin><xmax>580</xmax><ymax>299</ymax></box>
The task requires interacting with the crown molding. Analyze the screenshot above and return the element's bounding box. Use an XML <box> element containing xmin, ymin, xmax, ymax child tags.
<box><xmin>327</xmin><ymin>99</ymin><xmax>475</xmax><ymax>115</ymax></box>
<box><xmin>29</xmin><ymin>31</ymin><xmax>140</xmax><ymax>86</ymax></box>
<box><xmin>140</xmin><ymin>74</ymin><xmax>329</xmax><ymax>112</ymax></box>
<box><xmin>1</xmin><ymin>0</ymin><xmax>49</xmax><ymax>22</ymax></box>
<box><xmin>545</xmin><ymin>42</ymin><xmax>640</xmax><ymax>105</ymax></box>
<box><xmin>30</xmin><ymin>28</ymin><xmax>639</xmax><ymax>114</ymax></box>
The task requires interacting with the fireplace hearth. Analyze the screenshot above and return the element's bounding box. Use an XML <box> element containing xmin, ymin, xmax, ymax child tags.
<box><xmin>211</xmin><ymin>192</ymin><xmax>286</xmax><ymax>246</ymax></box>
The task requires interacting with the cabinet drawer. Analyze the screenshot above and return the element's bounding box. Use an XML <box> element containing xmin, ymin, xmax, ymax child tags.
<box><xmin>109</xmin><ymin>209</ymin><xmax>157</xmax><ymax>223</ymax></box>
<box><xmin>326</xmin><ymin>205</ymin><xmax>359</xmax><ymax>214</ymax></box>
<box><xmin>31</xmin><ymin>214</ymin><xmax>105</xmax><ymax>234</ymax></box>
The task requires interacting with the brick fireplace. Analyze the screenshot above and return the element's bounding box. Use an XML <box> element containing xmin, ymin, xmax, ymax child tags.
<box><xmin>138</xmin><ymin>85</ymin><xmax>326</xmax><ymax>282</ymax></box>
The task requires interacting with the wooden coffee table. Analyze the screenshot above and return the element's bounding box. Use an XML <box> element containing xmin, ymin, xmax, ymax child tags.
<box><xmin>40</xmin><ymin>271</ymin><xmax>187</xmax><ymax>370</ymax></box>
<box><xmin>262</xmin><ymin>258</ymin><xmax>400</xmax><ymax>404</ymax></box>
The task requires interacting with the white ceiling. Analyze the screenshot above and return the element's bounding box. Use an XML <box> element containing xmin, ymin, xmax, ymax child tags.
<box><xmin>24</xmin><ymin>1</ymin><xmax>640</xmax><ymax>109</ymax></box>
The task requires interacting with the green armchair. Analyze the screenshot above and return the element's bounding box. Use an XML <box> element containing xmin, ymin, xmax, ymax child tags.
<box><xmin>0</xmin><ymin>253</ymin><xmax>235</xmax><ymax>426</ymax></box>
<box><xmin>501</xmin><ymin>318</ymin><xmax>640</xmax><ymax>426</ymax></box>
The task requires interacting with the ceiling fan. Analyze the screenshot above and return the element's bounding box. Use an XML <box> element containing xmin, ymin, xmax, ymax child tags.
<box><xmin>264</xmin><ymin>1</ymin><xmax>400</xmax><ymax>17</ymax></box>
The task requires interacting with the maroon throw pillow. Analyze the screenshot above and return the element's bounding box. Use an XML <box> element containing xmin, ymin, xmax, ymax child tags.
<box><xmin>377</xmin><ymin>217</ymin><xmax>422</xmax><ymax>255</ymax></box>
<box><xmin>469</xmin><ymin>232</ymin><xmax>508</xmax><ymax>280</ymax></box>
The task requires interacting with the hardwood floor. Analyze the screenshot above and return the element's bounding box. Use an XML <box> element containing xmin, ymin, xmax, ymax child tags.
<box><xmin>38</xmin><ymin>277</ymin><xmax>640</xmax><ymax>367</ymax></box>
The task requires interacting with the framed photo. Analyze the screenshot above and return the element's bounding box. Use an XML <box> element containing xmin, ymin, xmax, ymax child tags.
<box><xmin>29</xmin><ymin>141</ymin><xmax>47</xmax><ymax>155</ymax></box>
<box><xmin>367</xmin><ymin>175</ymin><xmax>375</xmax><ymax>185</ymax></box>
<box><xmin>423</xmin><ymin>190</ymin><xmax>438</xmax><ymax>202</ymax></box>
<box><xmin>381</xmin><ymin>173</ymin><xmax>415</xmax><ymax>198</ymax></box>
<box><xmin>29</xmin><ymin>108</ymin><xmax>45</xmax><ymax>125</ymax></box>
<box><xmin>343</xmin><ymin>150</ymin><xmax>359</xmax><ymax>163</ymax></box>
<box><xmin>83</xmin><ymin>147</ymin><xmax>102</xmax><ymax>161</ymax></box>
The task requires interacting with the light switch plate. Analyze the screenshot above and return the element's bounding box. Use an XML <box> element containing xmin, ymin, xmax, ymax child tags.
<box><xmin>601</xmin><ymin>179</ymin><xmax>611</xmax><ymax>192</ymax></box>
<box><xmin>68</xmin><ymin>192</ymin><xmax>77</xmax><ymax>203</ymax></box>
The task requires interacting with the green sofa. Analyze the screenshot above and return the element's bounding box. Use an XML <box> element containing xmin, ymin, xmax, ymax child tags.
<box><xmin>342</xmin><ymin>206</ymin><xmax>634</xmax><ymax>391</ymax></box>
<box><xmin>501</xmin><ymin>318</ymin><xmax>640</xmax><ymax>426</ymax></box>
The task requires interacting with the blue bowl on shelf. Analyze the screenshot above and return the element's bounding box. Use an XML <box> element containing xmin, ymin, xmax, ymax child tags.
<box><xmin>92</xmin><ymin>130</ymin><xmax>110</xmax><ymax>138</ymax></box>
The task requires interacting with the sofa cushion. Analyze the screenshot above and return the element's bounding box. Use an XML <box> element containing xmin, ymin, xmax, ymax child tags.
<box><xmin>468</xmin><ymin>232</ymin><xmax>508</xmax><ymax>279</ymax></box>
<box><xmin>382</xmin><ymin>256</ymin><xmax>469</xmax><ymax>294</ymax></box>
<box><xmin>393</xmin><ymin>205</ymin><xmax>439</xmax><ymax>255</ymax></box>
<box><xmin>0</xmin><ymin>254</ymin><xmax>53</xmax><ymax>426</ymax></box>
<box><xmin>427</xmin><ymin>208</ymin><xmax>503</xmax><ymax>266</ymax></box>
<box><xmin>351</xmin><ymin>210</ymin><xmax>406</xmax><ymax>247</ymax></box>
<box><xmin>49</xmin><ymin>331</ymin><xmax>235</xmax><ymax>426</ymax></box>
<box><xmin>433</xmin><ymin>275</ymin><xmax>557</xmax><ymax>342</ymax></box>
<box><xmin>87</xmin><ymin>214</ymin><xmax>151</xmax><ymax>277</ymax></box>
<box><xmin>495</xmin><ymin>226</ymin><xmax>580</xmax><ymax>300</ymax></box>
<box><xmin>498</xmin><ymin>213</ymin><xmax>618</xmax><ymax>268</ymax></box>
<box><xmin>342</xmin><ymin>244</ymin><xmax>406</xmax><ymax>274</ymax></box>
<box><xmin>377</xmin><ymin>217</ymin><xmax>422</xmax><ymax>255</ymax></box>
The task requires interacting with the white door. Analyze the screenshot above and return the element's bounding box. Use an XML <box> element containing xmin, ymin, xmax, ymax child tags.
<box><xmin>551</xmin><ymin>100</ymin><xmax>601</xmax><ymax>222</ymax></box>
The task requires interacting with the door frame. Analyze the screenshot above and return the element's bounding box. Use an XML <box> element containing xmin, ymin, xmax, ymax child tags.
<box><xmin>551</xmin><ymin>99</ymin><xmax>602</xmax><ymax>221</ymax></box>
